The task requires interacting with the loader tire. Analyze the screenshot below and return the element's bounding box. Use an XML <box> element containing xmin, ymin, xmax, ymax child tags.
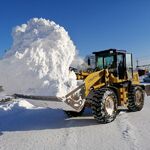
<box><xmin>64</xmin><ymin>107</ymin><xmax>85</xmax><ymax>117</ymax></box>
<box><xmin>91</xmin><ymin>88</ymin><xmax>118</xmax><ymax>123</ymax></box>
<box><xmin>127</xmin><ymin>86</ymin><xmax>144</xmax><ymax>112</ymax></box>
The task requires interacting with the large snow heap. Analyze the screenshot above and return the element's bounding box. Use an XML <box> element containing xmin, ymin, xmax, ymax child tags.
<box><xmin>0</xmin><ymin>18</ymin><xmax>81</xmax><ymax>96</ymax></box>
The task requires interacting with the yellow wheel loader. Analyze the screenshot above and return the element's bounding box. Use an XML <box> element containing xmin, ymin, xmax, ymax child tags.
<box><xmin>13</xmin><ymin>49</ymin><xmax>150</xmax><ymax>123</ymax></box>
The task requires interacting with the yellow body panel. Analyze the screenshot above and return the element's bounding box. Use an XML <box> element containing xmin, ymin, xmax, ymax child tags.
<box><xmin>118</xmin><ymin>88</ymin><xmax>128</xmax><ymax>106</ymax></box>
<box><xmin>77</xmin><ymin>69</ymin><xmax>140</xmax><ymax>107</ymax></box>
<box><xmin>132</xmin><ymin>71</ymin><xmax>140</xmax><ymax>85</ymax></box>
<box><xmin>84</xmin><ymin>70</ymin><xmax>105</xmax><ymax>96</ymax></box>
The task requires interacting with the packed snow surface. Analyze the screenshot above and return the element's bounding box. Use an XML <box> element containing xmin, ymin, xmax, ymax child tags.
<box><xmin>0</xmin><ymin>18</ymin><xmax>82</xmax><ymax>96</ymax></box>
<box><xmin>1</xmin><ymin>96</ymin><xmax>150</xmax><ymax>150</ymax></box>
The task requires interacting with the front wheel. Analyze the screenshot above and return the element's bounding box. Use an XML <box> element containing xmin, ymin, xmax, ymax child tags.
<box><xmin>91</xmin><ymin>88</ymin><xmax>118</xmax><ymax>123</ymax></box>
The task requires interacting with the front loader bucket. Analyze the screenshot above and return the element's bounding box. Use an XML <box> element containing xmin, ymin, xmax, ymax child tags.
<box><xmin>63</xmin><ymin>84</ymin><xmax>85</xmax><ymax>112</ymax></box>
<box><xmin>14</xmin><ymin>84</ymin><xmax>85</xmax><ymax>112</ymax></box>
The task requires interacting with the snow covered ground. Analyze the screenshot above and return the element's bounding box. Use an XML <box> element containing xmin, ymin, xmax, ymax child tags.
<box><xmin>1</xmin><ymin>95</ymin><xmax>150</xmax><ymax>150</ymax></box>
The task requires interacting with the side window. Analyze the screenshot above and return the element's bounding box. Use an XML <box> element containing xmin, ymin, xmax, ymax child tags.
<box><xmin>126</xmin><ymin>53</ymin><xmax>133</xmax><ymax>79</ymax></box>
<box><xmin>97</xmin><ymin>57</ymin><xmax>103</xmax><ymax>69</ymax></box>
<box><xmin>126</xmin><ymin>53</ymin><xmax>132</xmax><ymax>68</ymax></box>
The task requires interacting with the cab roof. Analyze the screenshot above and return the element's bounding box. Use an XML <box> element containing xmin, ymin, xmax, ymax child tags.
<box><xmin>93</xmin><ymin>49</ymin><xmax>127</xmax><ymax>55</ymax></box>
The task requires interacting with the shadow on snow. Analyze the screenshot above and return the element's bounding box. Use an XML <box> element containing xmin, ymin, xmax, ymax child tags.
<box><xmin>0</xmin><ymin>106</ymin><xmax>99</xmax><ymax>133</ymax></box>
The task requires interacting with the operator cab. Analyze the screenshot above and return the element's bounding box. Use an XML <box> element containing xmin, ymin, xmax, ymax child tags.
<box><xmin>93</xmin><ymin>49</ymin><xmax>133</xmax><ymax>80</ymax></box>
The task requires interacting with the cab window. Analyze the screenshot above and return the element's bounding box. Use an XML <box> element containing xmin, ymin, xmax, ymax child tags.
<box><xmin>104</xmin><ymin>56</ymin><xmax>114</xmax><ymax>69</ymax></box>
<box><xmin>117</xmin><ymin>54</ymin><xmax>124</xmax><ymax>67</ymax></box>
<box><xmin>97</xmin><ymin>57</ymin><xmax>103</xmax><ymax>69</ymax></box>
<box><xmin>126</xmin><ymin>53</ymin><xmax>132</xmax><ymax>68</ymax></box>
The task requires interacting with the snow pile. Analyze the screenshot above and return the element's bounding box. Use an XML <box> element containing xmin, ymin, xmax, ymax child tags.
<box><xmin>0</xmin><ymin>18</ymin><xmax>81</xmax><ymax>96</ymax></box>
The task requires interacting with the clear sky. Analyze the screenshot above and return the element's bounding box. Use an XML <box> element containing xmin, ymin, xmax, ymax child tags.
<box><xmin>1</xmin><ymin>0</ymin><xmax>150</xmax><ymax>62</ymax></box>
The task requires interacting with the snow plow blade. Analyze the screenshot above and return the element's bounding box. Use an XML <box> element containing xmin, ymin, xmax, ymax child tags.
<box><xmin>13</xmin><ymin>84</ymin><xmax>85</xmax><ymax>112</ymax></box>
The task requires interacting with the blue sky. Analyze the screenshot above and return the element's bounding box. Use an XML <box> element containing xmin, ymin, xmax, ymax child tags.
<box><xmin>1</xmin><ymin>0</ymin><xmax>150</xmax><ymax>61</ymax></box>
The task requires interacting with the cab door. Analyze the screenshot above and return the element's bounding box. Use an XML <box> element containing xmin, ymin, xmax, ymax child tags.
<box><xmin>117</xmin><ymin>54</ymin><xmax>125</xmax><ymax>79</ymax></box>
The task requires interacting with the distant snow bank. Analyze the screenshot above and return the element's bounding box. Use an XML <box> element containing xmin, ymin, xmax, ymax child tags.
<box><xmin>0</xmin><ymin>18</ymin><xmax>83</xmax><ymax>96</ymax></box>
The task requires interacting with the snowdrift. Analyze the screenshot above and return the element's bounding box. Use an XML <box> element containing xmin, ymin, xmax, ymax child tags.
<box><xmin>0</xmin><ymin>18</ymin><xmax>83</xmax><ymax>96</ymax></box>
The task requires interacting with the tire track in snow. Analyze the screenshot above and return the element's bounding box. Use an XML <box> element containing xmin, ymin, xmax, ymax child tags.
<box><xmin>62</xmin><ymin>118</ymin><xmax>78</xmax><ymax>150</ymax></box>
<box><xmin>117</xmin><ymin>112</ymin><xmax>141</xmax><ymax>150</ymax></box>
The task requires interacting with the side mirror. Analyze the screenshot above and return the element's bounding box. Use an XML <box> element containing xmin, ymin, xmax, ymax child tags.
<box><xmin>88</xmin><ymin>57</ymin><xmax>91</xmax><ymax>66</ymax></box>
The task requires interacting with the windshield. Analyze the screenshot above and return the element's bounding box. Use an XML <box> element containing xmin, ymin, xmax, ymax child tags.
<box><xmin>97</xmin><ymin>55</ymin><xmax>114</xmax><ymax>69</ymax></box>
<box><xmin>104</xmin><ymin>56</ymin><xmax>114</xmax><ymax>69</ymax></box>
<box><xmin>97</xmin><ymin>57</ymin><xmax>103</xmax><ymax>69</ymax></box>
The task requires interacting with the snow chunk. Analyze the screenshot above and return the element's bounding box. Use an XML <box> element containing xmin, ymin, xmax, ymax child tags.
<box><xmin>18</xmin><ymin>100</ymin><xmax>34</xmax><ymax>109</ymax></box>
<box><xmin>0</xmin><ymin>100</ymin><xmax>34</xmax><ymax>111</ymax></box>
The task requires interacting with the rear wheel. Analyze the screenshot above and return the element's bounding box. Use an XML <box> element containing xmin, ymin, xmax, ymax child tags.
<box><xmin>91</xmin><ymin>88</ymin><xmax>118</xmax><ymax>123</ymax></box>
<box><xmin>127</xmin><ymin>86</ymin><xmax>144</xmax><ymax>111</ymax></box>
